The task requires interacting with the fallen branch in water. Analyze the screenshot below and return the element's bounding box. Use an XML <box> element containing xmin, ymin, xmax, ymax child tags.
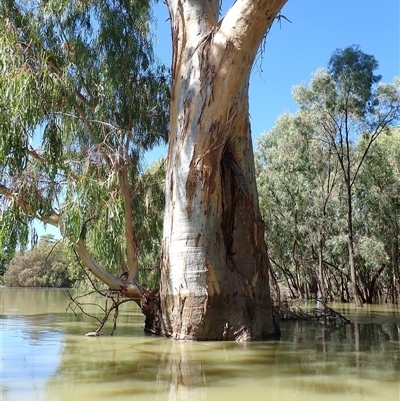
<box><xmin>65</xmin><ymin>289</ymin><xmax>137</xmax><ymax>336</ymax></box>
<box><xmin>275</xmin><ymin>298</ymin><xmax>351</xmax><ymax>325</ymax></box>
<box><xmin>64</xmin><ymin>290</ymin><xmax>104</xmax><ymax>324</ymax></box>
<box><xmin>316</xmin><ymin>298</ymin><xmax>351</xmax><ymax>324</ymax></box>
<box><xmin>66</xmin><ymin>251</ymin><xmax>138</xmax><ymax>336</ymax></box>
<box><xmin>66</xmin><ymin>248</ymin><xmax>161</xmax><ymax>336</ymax></box>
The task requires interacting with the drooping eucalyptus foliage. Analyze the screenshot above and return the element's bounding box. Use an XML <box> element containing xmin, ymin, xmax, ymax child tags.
<box><xmin>355</xmin><ymin>130</ymin><xmax>400</xmax><ymax>303</ymax></box>
<box><xmin>256</xmin><ymin>47</ymin><xmax>400</xmax><ymax>304</ymax></box>
<box><xmin>0</xmin><ymin>0</ymin><xmax>169</xmax><ymax>290</ymax></box>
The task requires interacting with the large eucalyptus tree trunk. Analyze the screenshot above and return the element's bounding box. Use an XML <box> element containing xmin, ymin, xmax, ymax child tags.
<box><xmin>159</xmin><ymin>0</ymin><xmax>287</xmax><ymax>341</ymax></box>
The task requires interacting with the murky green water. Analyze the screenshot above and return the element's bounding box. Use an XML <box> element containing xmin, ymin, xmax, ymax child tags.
<box><xmin>1</xmin><ymin>288</ymin><xmax>399</xmax><ymax>401</ymax></box>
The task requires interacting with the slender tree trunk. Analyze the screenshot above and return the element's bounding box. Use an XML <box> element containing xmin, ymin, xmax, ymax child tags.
<box><xmin>292</xmin><ymin>240</ymin><xmax>302</xmax><ymax>299</ymax></box>
<box><xmin>160</xmin><ymin>0</ymin><xmax>287</xmax><ymax>340</ymax></box>
<box><xmin>348</xmin><ymin>227</ymin><xmax>362</xmax><ymax>307</ymax></box>
<box><xmin>318</xmin><ymin>236</ymin><xmax>326</xmax><ymax>302</ymax></box>
<box><xmin>118</xmin><ymin>161</ymin><xmax>139</xmax><ymax>281</ymax></box>
<box><xmin>392</xmin><ymin>238</ymin><xmax>399</xmax><ymax>303</ymax></box>
<box><xmin>346</xmin><ymin>183</ymin><xmax>363</xmax><ymax>307</ymax></box>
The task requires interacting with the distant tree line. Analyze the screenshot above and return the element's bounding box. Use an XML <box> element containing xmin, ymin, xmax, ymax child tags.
<box><xmin>3</xmin><ymin>234</ymin><xmax>76</xmax><ymax>287</ymax></box>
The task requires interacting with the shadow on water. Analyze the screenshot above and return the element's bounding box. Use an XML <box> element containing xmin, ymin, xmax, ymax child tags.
<box><xmin>1</xmin><ymin>288</ymin><xmax>400</xmax><ymax>401</ymax></box>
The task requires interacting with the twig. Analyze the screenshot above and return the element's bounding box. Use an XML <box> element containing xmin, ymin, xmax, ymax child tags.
<box><xmin>64</xmin><ymin>290</ymin><xmax>103</xmax><ymax>323</ymax></box>
<box><xmin>316</xmin><ymin>298</ymin><xmax>351</xmax><ymax>324</ymax></box>
<box><xmin>44</xmin><ymin>238</ymin><xmax>63</xmax><ymax>263</ymax></box>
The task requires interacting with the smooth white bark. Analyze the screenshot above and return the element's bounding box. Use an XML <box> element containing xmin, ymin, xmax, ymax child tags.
<box><xmin>161</xmin><ymin>0</ymin><xmax>288</xmax><ymax>340</ymax></box>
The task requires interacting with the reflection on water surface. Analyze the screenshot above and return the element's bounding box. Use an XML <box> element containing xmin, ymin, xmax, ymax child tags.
<box><xmin>1</xmin><ymin>288</ymin><xmax>399</xmax><ymax>401</ymax></box>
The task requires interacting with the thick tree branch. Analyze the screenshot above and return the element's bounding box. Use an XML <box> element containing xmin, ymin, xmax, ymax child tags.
<box><xmin>1</xmin><ymin>181</ymin><xmax>143</xmax><ymax>297</ymax></box>
<box><xmin>75</xmin><ymin>90</ymin><xmax>97</xmax><ymax>111</ymax></box>
<box><xmin>166</xmin><ymin>0</ymin><xmax>219</xmax><ymax>36</ymax></box>
<box><xmin>218</xmin><ymin>0</ymin><xmax>288</xmax><ymax>57</ymax></box>
<box><xmin>74</xmin><ymin>240</ymin><xmax>147</xmax><ymax>299</ymax></box>
<box><xmin>118</xmin><ymin>159</ymin><xmax>139</xmax><ymax>281</ymax></box>
<box><xmin>74</xmin><ymin>240</ymin><xmax>122</xmax><ymax>290</ymax></box>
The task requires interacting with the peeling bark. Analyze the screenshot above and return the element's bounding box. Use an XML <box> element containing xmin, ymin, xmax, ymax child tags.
<box><xmin>160</xmin><ymin>0</ymin><xmax>287</xmax><ymax>340</ymax></box>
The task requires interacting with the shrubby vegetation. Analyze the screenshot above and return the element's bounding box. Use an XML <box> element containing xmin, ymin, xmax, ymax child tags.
<box><xmin>3</xmin><ymin>234</ymin><xmax>76</xmax><ymax>287</ymax></box>
<box><xmin>255</xmin><ymin>47</ymin><xmax>400</xmax><ymax>304</ymax></box>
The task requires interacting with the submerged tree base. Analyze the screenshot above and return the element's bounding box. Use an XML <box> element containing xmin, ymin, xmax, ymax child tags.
<box><xmin>66</xmin><ymin>280</ymin><xmax>350</xmax><ymax>338</ymax></box>
<box><xmin>66</xmin><ymin>283</ymin><xmax>282</xmax><ymax>340</ymax></box>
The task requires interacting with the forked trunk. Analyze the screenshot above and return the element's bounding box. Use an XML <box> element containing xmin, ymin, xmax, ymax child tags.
<box><xmin>159</xmin><ymin>0</ymin><xmax>287</xmax><ymax>340</ymax></box>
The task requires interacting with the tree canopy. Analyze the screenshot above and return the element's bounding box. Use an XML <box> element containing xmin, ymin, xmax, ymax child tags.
<box><xmin>0</xmin><ymin>0</ymin><xmax>169</xmax><ymax>287</ymax></box>
<box><xmin>3</xmin><ymin>234</ymin><xmax>77</xmax><ymax>287</ymax></box>
<box><xmin>256</xmin><ymin>47</ymin><xmax>400</xmax><ymax>304</ymax></box>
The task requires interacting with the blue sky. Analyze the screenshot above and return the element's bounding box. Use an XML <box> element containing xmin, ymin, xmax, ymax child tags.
<box><xmin>37</xmin><ymin>0</ymin><xmax>399</xmax><ymax>239</ymax></box>
<box><xmin>147</xmin><ymin>0</ymin><xmax>399</xmax><ymax>159</ymax></box>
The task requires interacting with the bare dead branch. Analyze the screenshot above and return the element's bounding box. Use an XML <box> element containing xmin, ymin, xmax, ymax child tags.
<box><xmin>64</xmin><ymin>290</ymin><xmax>104</xmax><ymax>324</ymax></box>
<box><xmin>276</xmin><ymin>298</ymin><xmax>351</xmax><ymax>325</ymax></box>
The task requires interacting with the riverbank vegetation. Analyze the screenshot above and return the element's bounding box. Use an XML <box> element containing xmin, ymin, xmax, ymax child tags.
<box><xmin>1</xmin><ymin>41</ymin><xmax>399</xmax><ymax>307</ymax></box>
<box><xmin>255</xmin><ymin>47</ymin><xmax>400</xmax><ymax>305</ymax></box>
<box><xmin>1</xmin><ymin>0</ymin><xmax>399</xmax><ymax>340</ymax></box>
<box><xmin>3</xmin><ymin>234</ymin><xmax>76</xmax><ymax>287</ymax></box>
